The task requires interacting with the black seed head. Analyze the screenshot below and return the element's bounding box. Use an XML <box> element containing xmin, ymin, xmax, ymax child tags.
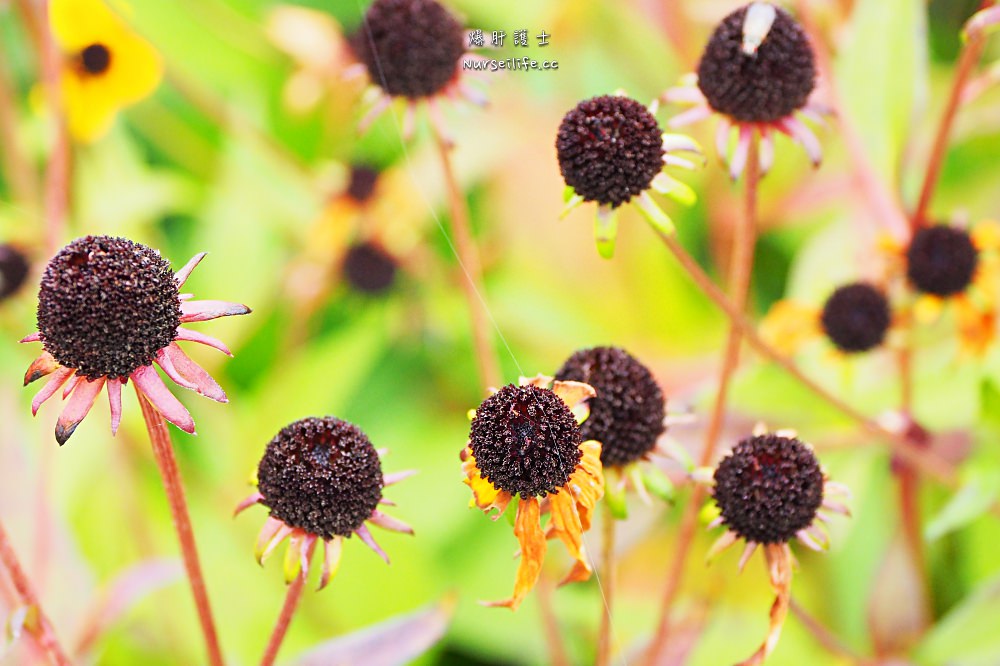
<box><xmin>346</xmin><ymin>165</ymin><xmax>380</xmax><ymax>203</ymax></box>
<box><xmin>555</xmin><ymin>347</ymin><xmax>665</xmax><ymax>467</ymax></box>
<box><xmin>257</xmin><ymin>417</ymin><xmax>384</xmax><ymax>539</ymax></box>
<box><xmin>355</xmin><ymin>0</ymin><xmax>465</xmax><ymax>98</ymax></box>
<box><xmin>556</xmin><ymin>95</ymin><xmax>665</xmax><ymax>208</ymax></box>
<box><xmin>906</xmin><ymin>225</ymin><xmax>978</xmax><ymax>297</ymax></box>
<box><xmin>820</xmin><ymin>282</ymin><xmax>891</xmax><ymax>353</ymax></box>
<box><xmin>469</xmin><ymin>384</ymin><xmax>583</xmax><ymax>498</ymax></box>
<box><xmin>36</xmin><ymin>236</ymin><xmax>181</xmax><ymax>381</ymax></box>
<box><xmin>342</xmin><ymin>242</ymin><xmax>397</xmax><ymax>295</ymax></box>
<box><xmin>697</xmin><ymin>4</ymin><xmax>816</xmax><ymax>123</ymax></box>
<box><xmin>0</xmin><ymin>244</ymin><xmax>30</xmax><ymax>301</ymax></box>
<box><xmin>80</xmin><ymin>43</ymin><xmax>112</xmax><ymax>75</ymax></box>
<box><xmin>713</xmin><ymin>433</ymin><xmax>824</xmax><ymax>544</ymax></box>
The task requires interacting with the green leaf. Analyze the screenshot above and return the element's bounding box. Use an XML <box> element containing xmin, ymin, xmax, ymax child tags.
<box><xmin>924</xmin><ymin>469</ymin><xmax>1000</xmax><ymax>542</ymax></box>
<box><xmin>914</xmin><ymin>574</ymin><xmax>1000</xmax><ymax>665</ymax></box>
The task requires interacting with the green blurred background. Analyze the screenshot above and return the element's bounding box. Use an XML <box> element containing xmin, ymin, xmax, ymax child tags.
<box><xmin>3</xmin><ymin>0</ymin><xmax>1000</xmax><ymax>664</ymax></box>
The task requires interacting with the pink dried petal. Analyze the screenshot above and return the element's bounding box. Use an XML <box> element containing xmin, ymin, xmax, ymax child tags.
<box><xmin>354</xmin><ymin>524</ymin><xmax>389</xmax><ymax>564</ymax></box>
<box><xmin>32</xmin><ymin>367</ymin><xmax>75</xmax><ymax>416</ymax></box>
<box><xmin>24</xmin><ymin>352</ymin><xmax>60</xmax><ymax>386</ymax></box>
<box><xmin>174</xmin><ymin>328</ymin><xmax>233</xmax><ymax>356</ymax></box>
<box><xmin>174</xmin><ymin>252</ymin><xmax>207</xmax><ymax>288</ymax></box>
<box><xmin>131</xmin><ymin>365</ymin><xmax>195</xmax><ymax>434</ymax></box>
<box><xmin>56</xmin><ymin>377</ymin><xmax>106</xmax><ymax>445</ymax></box>
<box><xmin>162</xmin><ymin>343</ymin><xmax>227</xmax><ymax>403</ymax></box>
<box><xmin>179</xmin><ymin>300</ymin><xmax>251</xmax><ymax>323</ymax></box>
<box><xmin>108</xmin><ymin>378</ymin><xmax>123</xmax><ymax>435</ymax></box>
<box><xmin>368</xmin><ymin>510</ymin><xmax>414</xmax><ymax>535</ymax></box>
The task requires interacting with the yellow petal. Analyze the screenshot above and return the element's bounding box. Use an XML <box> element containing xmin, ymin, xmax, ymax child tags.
<box><xmin>972</xmin><ymin>220</ymin><xmax>1000</xmax><ymax>252</ymax></box>
<box><xmin>913</xmin><ymin>295</ymin><xmax>945</xmax><ymax>324</ymax></box>
<box><xmin>551</xmin><ymin>380</ymin><xmax>596</xmax><ymax>411</ymax></box>
<box><xmin>462</xmin><ymin>447</ymin><xmax>511</xmax><ymax>519</ymax></box>
<box><xmin>547</xmin><ymin>488</ymin><xmax>590</xmax><ymax>585</ymax></box>
<box><xmin>955</xmin><ymin>295</ymin><xmax>995</xmax><ymax>357</ymax></box>
<box><xmin>566</xmin><ymin>440</ymin><xmax>604</xmax><ymax>531</ymax></box>
<box><xmin>50</xmin><ymin>0</ymin><xmax>126</xmax><ymax>50</ymax></box>
<box><xmin>759</xmin><ymin>300</ymin><xmax>819</xmax><ymax>356</ymax></box>
<box><xmin>483</xmin><ymin>497</ymin><xmax>546</xmax><ymax>611</ymax></box>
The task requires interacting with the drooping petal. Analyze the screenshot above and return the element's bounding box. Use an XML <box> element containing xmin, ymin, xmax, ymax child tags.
<box><xmin>20</xmin><ymin>332</ymin><xmax>41</xmax><ymax>343</ymax></box>
<box><xmin>483</xmin><ymin>497</ymin><xmax>546</xmax><ymax>611</ymax></box>
<box><xmin>635</xmin><ymin>192</ymin><xmax>676</xmax><ymax>236</ymax></box>
<box><xmin>368</xmin><ymin>510</ymin><xmax>414</xmax><ymax>535</ymax></box>
<box><xmin>234</xmin><ymin>492</ymin><xmax>264</xmax><ymax>517</ymax></box>
<box><xmin>179</xmin><ymin>300</ymin><xmax>251</xmax><ymax>323</ymax></box>
<box><xmin>56</xmin><ymin>377</ymin><xmax>106</xmax><ymax>445</ymax></box>
<box><xmin>729</xmin><ymin>125</ymin><xmax>753</xmax><ymax>181</ymax></box>
<box><xmin>668</xmin><ymin>104</ymin><xmax>712</xmax><ymax>128</ymax></box>
<box><xmin>706</xmin><ymin>530</ymin><xmax>739</xmax><ymax>563</ymax></box>
<box><xmin>255</xmin><ymin>518</ymin><xmax>293</xmax><ymax>565</ymax></box>
<box><xmin>31</xmin><ymin>367</ymin><xmax>75</xmax><ymax>416</ymax></box>
<box><xmin>319</xmin><ymin>537</ymin><xmax>344</xmax><ymax>591</ymax></box>
<box><xmin>594</xmin><ymin>204</ymin><xmax>619</xmax><ymax>259</ymax></box>
<box><xmin>107</xmin><ymin>378</ymin><xmax>123</xmax><ymax>435</ymax></box>
<box><xmin>131</xmin><ymin>365</ymin><xmax>195</xmax><ymax>434</ymax></box>
<box><xmin>758</xmin><ymin>127</ymin><xmax>775</xmax><ymax>175</ymax></box>
<box><xmin>383</xmin><ymin>469</ymin><xmax>418</xmax><ymax>486</ymax></box>
<box><xmin>776</xmin><ymin>116</ymin><xmax>822</xmax><ymax>168</ymax></box>
<box><xmin>155</xmin><ymin>348</ymin><xmax>198</xmax><ymax>391</ymax></box>
<box><xmin>737</xmin><ymin>542</ymin><xmax>758</xmax><ymax>573</ymax></box>
<box><xmin>174</xmin><ymin>253</ymin><xmax>207</xmax><ymax>288</ymax></box>
<box><xmin>284</xmin><ymin>532</ymin><xmax>317</xmax><ymax>584</ymax></box>
<box><xmin>355</xmin><ymin>524</ymin><xmax>389</xmax><ymax>564</ymax></box>
<box><xmin>565</xmin><ymin>440</ymin><xmax>604</xmax><ymax>532</ymax></box>
<box><xmin>24</xmin><ymin>352</ymin><xmax>60</xmax><ymax>386</ymax></box>
<box><xmin>161</xmin><ymin>343</ymin><xmax>227</xmax><ymax>402</ymax></box>
<box><xmin>736</xmin><ymin>544</ymin><xmax>793</xmax><ymax>666</ymax></box>
<box><xmin>63</xmin><ymin>374</ymin><xmax>84</xmax><ymax>399</ymax></box>
<box><xmin>174</xmin><ymin>328</ymin><xmax>233</xmax><ymax>356</ymax></box>
<box><xmin>461</xmin><ymin>448</ymin><xmax>512</xmax><ymax>519</ymax></box>
<box><xmin>546</xmin><ymin>488</ymin><xmax>591</xmax><ymax>586</ymax></box>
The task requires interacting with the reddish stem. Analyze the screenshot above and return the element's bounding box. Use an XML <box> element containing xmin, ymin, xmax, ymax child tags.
<box><xmin>0</xmin><ymin>520</ymin><xmax>73</xmax><ymax>666</ymax></box>
<box><xmin>645</xmin><ymin>136</ymin><xmax>761</xmax><ymax>665</ymax></box>
<box><xmin>259</xmin><ymin>541</ymin><xmax>316</xmax><ymax>666</ymax></box>
<box><xmin>431</xmin><ymin>124</ymin><xmax>502</xmax><ymax>390</ymax></box>
<box><xmin>789</xmin><ymin>598</ymin><xmax>861</xmax><ymax>662</ymax></box>
<box><xmin>537</xmin><ymin>576</ymin><xmax>572</xmax><ymax>666</ymax></box>
<box><xmin>36</xmin><ymin>0</ymin><xmax>71</xmax><ymax>256</ymax></box>
<box><xmin>912</xmin><ymin>32</ymin><xmax>986</xmax><ymax>230</ymax></box>
<box><xmin>136</xmin><ymin>388</ymin><xmax>225</xmax><ymax>666</ymax></box>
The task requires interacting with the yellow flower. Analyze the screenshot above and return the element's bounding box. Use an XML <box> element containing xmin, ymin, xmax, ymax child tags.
<box><xmin>50</xmin><ymin>0</ymin><xmax>162</xmax><ymax>142</ymax></box>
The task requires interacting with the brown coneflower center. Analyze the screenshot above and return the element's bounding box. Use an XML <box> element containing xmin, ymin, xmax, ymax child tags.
<box><xmin>342</xmin><ymin>242</ymin><xmax>398</xmax><ymax>295</ymax></box>
<box><xmin>354</xmin><ymin>0</ymin><xmax>465</xmax><ymax>99</ymax></box>
<box><xmin>469</xmin><ymin>384</ymin><xmax>583</xmax><ymax>498</ymax></box>
<box><xmin>820</xmin><ymin>282</ymin><xmax>891</xmax><ymax>353</ymax></box>
<box><xmin>36</xmin><ymin>235</ymin><xmax>181</xmax><ymax>381</ymax></box>
<box><xmin>80</xmin><ymin>43</ymin><xmax>112</xmax><ymax>75</ymax></box>
<box><xmin>906</xmin><ymin>225</ymin><xmax>978</xmax><ymax>297</ymax></box>
<box><xmin>0</xmin><ymin>244</ymin><xmax>30</xmax><ymax>301</ymax></box>
<box><xmin>555</xmin><ymin>346</ymin><xmax>665</xmax><ymax>467</ymax></box>
<box><xmin>713</xmin><ymin>433</ymin><xmax>824</xmax><ymax>544</ymax></box>
<box><xmin>257</xmin><ymin>417</ymin><xmax>384</xmax><ymax>539</ymax></box>
<box><xmin>556</xmin><ymin>95</ymin><xmax>665</xmax><ymax>208</ymax></box>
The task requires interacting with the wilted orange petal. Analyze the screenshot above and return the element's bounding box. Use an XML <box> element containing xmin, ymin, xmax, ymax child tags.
<box><xmin>462</xmin><ymin>447</ymin><xmax>511</xmax><ymax>519</ymax></box>
<box><xmin>551</xmin><ymin>380</ymin><xmax>596</xmax><ymax>410</ymax></box>
<box><xmin>567</xmin><ymin>440</ymin><xmax>604</xmax><ymax>531</ymax></box>
<box><xmin>736</xmin><ymin>544</ymin><xmax>793</xmax><ymax>666</ymax></box>
<box><xmin>483</xmin><ymin>497</ymin><xmax>546</xmax><ymax>611</ymax></box>
<box><xmin>547</xmin><ymin>489</ymin><xmax>591</xmax><ymax>585</ymax></box>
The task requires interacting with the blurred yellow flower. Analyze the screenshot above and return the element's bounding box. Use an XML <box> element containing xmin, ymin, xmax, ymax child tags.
<box><xmin>50</xmin><ymin>0</ymin><xmax>162</xmax><ymax>142</ymax></box>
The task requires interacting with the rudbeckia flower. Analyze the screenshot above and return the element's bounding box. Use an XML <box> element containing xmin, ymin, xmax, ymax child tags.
<box><xmin>350</xmin><ymin>0</ymin><xmax>487</xmax><ymax>138</ymax></box>
<box><xmin>236</xmin><ymin>416</ymin><xmax>414</xmax><ymax>589</ymax></box>
<box><xmin>553</xmin><ymin>347</ymin><xmax>675</xmax><ymax>516</ymax></box>
<box><xmin>761</xmin><ymin>281</ymin><xmax>893</xmax><ymax>356</ymax></box>
<box><xmin>887</xmin><ymin>221</ymin><xmax>1000</xmax><ymax>356</ymax></box>
<box><xmin>695</xmin><ymin>426</ymin><xmax>849</xmax><ymax>665</ymax></box>
<box><xmin>461</xmin><ymin>375</ymin><xmax>604</xmax><ymax>610</ymax></box>
<box><xmin>21</xmin><ymin>235</ymin><xmax>250</xmax><ymax>444</ymax></box>
<box><xmin>556</xmin><ymin>94</ymin><xmax>702</xmax><ymax>259</ymax></box>
<box><xmin>50</xmin><ymin>0</ymin><xmax>163</xmax><ymax>142</ymax></box>
<box><xmin>662</xmin><ymin>2</ymin><xmax>825</xmax><ymax>180</ymax></box>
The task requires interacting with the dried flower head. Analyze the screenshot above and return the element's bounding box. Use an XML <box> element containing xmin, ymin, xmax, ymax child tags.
<box><xmin>237</xmin><ymin>416</ymin><xmax>414</xmax><ymax>589</ymax></box>
<box><xmin>557</xmin><ymin>95</ymin><xmax>666</xmax><ymax>208</ymax></box>
<box><xmin>663</xmin><ymin>3</ymin><xmax>824</xmax><ymax>180</ymax></box>
<box><xmin>555</xmin><ymin>346</ymin><xmax>665</xmax><ymax>467</ymax></box>
<box><xmin>462</xmin><ymin>376</ymin><xmax>604</xmax><ymax>609</ymax></box>
<box><xmin>22</xmin><ymin>235</ymin><xmax>249</xmax><ymax>444</ymax></box>
<box><xmin>820</xmin><ymin>282</ymin><xmax>891</xmax><ymax>353</ymax></box>
<box><xmin>697</xmin><ymin>3</ymin><xmax>815</xmax><ymax>123</ymax></box>
<box><xmin>342</xmin><ymin>242</ymin><xmax>398</xmax><ymax>295</ymax></box>
<box><xmin>906</xmin><ymin>225</ymin><xmax>978</xmax><ymax>297</ymax></box>
<box><xmin>0</xmin><ymin>244</ymin><xmax>30</xmax><ymax>301</ymax></box>
<box><xmin>354</xmin><ymin>0</ymin><xmax>465</xmax><ymax>99</ymax></box>
<box><xmin>697</xmin><ymin>426</ymin><xmax>849</xmax><ymax>665</ymax></box>
<box><xmin>345</xmin><ymin>165</ymin><xmax>381</xmax><ymax>204</ymax></box>
<box><xmin>557</xmin><ymin>93</ymin><xmax>701</xmax><ymax>259</ymax></box>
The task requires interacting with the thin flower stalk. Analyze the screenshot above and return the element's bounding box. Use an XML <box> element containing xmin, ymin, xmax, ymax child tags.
<box><xmin>137</xmin><ymin>388</ymin><xmax>224</xmax><ymax>666</ymax></box>
<box><xmin>432</xmin><ymin>124</ymin><xmax>501</xmax><ymax>389</ymax></box>
<box><xmin>0</xmin><ymin>521</ymin><xmax>73</xmax><ymax>666</ymax></box>
<box><xmin>646</xmin><ymin>135</ymin><xmax>761</xmax><ymax>665</ymax></box>
<box><xmin>259</xmin><ymin>539</ymin><xmax>317</xmax><ymax>666</ymax></box>
<box><xmin>596</xmin><ymin>503</ymin><xmax>617</xmax><ymax>666</ymax></box>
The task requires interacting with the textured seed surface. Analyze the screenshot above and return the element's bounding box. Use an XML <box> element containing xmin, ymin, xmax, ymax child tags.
<box><xmin>697</xmin><ymin>4</ymin><xmax>816</xmax><ymax>122</ymax></box>
<box><xmin>555</xmin><ymin>346</ymin><xmax>665</xmax><ymax>466</ymax></box>
<box><xmin>36</xmin><ymin>235</ymin><xmax>181</xmax><ymax>381</ymax></box>
<box><xmin>258</xmin><ymin>417</ymin><xmax>384</xmax><ymax>539</ymax></box>
<box><xmin>713</xmin><ymin>433</ymin><xmax>824</xmax><ymax>544</ymax></box>
<box><xmin>469</xmin><ymin>384</ymin><xmax>583</xmax><ymax>497</ymax></box>
<box><xmin>556</xmin><ymin>95</ymin><xmax>665</xmax><ymax>207</ymax></box>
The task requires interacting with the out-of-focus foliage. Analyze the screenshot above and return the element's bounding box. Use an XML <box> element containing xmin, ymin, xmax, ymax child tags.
<box><xmin>1</xmin><ymin>0</ymin><xmax>1000</xmax><ymax>664</ymax></box>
